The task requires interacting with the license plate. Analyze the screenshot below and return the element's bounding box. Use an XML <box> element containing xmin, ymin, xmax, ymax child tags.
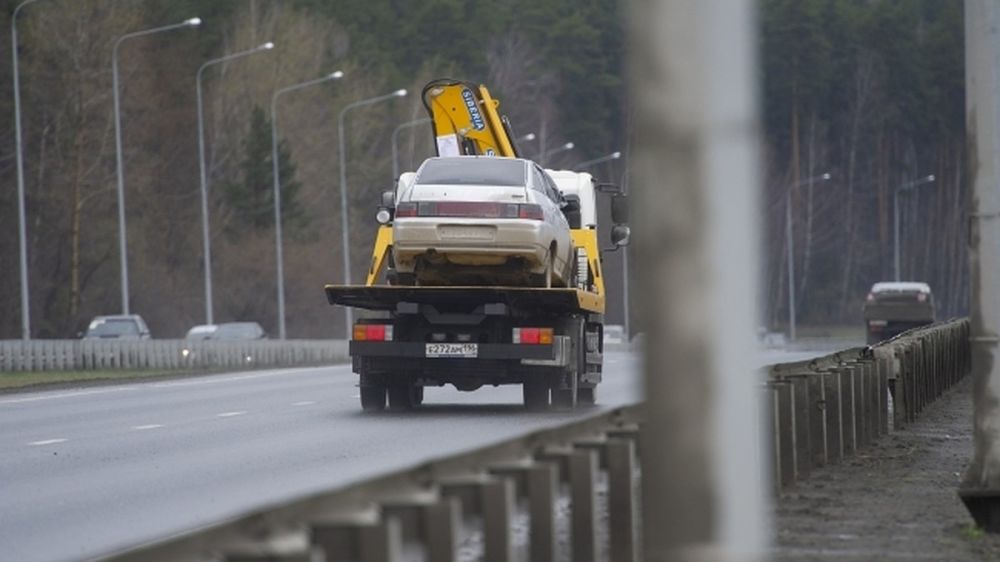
<box><xmin>438</xmin><ymin>226</ymin><xmax>496</xmax><ymax>240</ymax></box>
<box><xmin>425</xmin><ymin>343</ymin><xmax>478</xmax><ymax>358</ymax></box>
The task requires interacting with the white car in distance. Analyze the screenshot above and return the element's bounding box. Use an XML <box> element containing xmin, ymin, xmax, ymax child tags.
<box><xmin>391</xmin><ymin>156</ymin><xmax>573</xmax><ymax>287</ymax></box>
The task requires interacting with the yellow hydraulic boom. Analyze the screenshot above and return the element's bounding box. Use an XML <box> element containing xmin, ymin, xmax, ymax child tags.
<box><xmin>420</xmin><ymin>79</ymin><xmax>518</xmax><ymax>158</ymax></box>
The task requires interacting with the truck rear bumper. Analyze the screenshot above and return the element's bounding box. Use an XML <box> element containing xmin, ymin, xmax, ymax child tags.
<box><xmin>350</xmin><ymin>336</ymin><xmax>569</xmax><ymax>367</ymax></box>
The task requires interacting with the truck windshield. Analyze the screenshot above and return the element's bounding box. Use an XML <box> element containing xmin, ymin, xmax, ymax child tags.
<box><xmin>416</xmin><ymin>158</ymin><xmax>526</xmax><ymax>186</ymax></box>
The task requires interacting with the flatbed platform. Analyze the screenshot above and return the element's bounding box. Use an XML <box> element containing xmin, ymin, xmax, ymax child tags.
<box><xmin>324</xmin><ymin>285</ymin><xmax>604</xmax><ymax>314</ymax></box>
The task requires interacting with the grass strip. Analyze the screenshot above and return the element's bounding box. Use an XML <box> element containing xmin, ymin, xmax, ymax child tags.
<box><xmin>0</xmin><ymin>369</ymin><xmax>205</xmax><ymax>392</ymax></box>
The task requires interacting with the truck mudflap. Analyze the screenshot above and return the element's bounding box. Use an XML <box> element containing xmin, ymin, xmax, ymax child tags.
<box><xmin>324</xmin><ymin>285</ymin><xmax>602</xmax><ymax>314</ymax></box>
<box><xmin>350</xmin><ymin>336</ymin><xmax>571</xmax><ymax>367</ymax></box>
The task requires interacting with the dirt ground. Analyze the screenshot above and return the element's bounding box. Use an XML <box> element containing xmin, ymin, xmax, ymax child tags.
<box><xmin>772</xmin><ymin>375</ymin><xmax>1000</xmax><ymax>561</ymax></box>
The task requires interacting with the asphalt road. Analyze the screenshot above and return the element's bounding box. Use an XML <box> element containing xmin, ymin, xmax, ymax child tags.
<box><xmin>0</xmin><ymin>353</ymin><xmax>645</xmax><ymax>562</ymax></box>
<box><xmin>0</xmin><ymin>345</ymin><xmax>834</xmax><ymax>562</ymax></box>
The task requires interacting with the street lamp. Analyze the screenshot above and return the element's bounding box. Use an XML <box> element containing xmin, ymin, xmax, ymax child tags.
<box><xmin>541</xmin><ymin>141</ymin><xmax>574</xmax><ymax>166</ymax></box>
<box><xmin>575</xmin><ymin>151</ymin><xmax>622</xmax><ymax>171</ymax></box>
<box><xmin>196</xmin><ymin>41</ymin><xmax>274</xmax><ymax>325</ymax></box>
<box><xmin>391</xmin><ymin>117</ymin><xmax>430</xmax><ymax>180</ymax></box>
<box><xmin>112</xmin><ymin>17</ymin><xmax>201</xmax><ymax>316</ymax></box>
<box><xmin>785</xmin><ymin>172</ymin><xmax>832</xmax><ymax>341</ymax></box>
<box><xmin>271</xmin><ymin>70</ymin><xmax>344</xmax><ymax>340</ymax></box>
<box><xmin>12</xmin><ymin>0</ymin><xmax>44</xmax><ymax>339</ymax></box>
<box><xmin>338</xmin><ymin>88</ymin><xmax>407</xmax><ymax>337</ymax></box>
<box><xmin>894</xmin><ymin>174</ymin><xmax>936</xmax><ymax>281</ymax></box>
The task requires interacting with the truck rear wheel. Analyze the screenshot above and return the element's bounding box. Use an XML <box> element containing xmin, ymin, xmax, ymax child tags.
<box><xmin>578</xmin><ymin>386</ymin><xmax>596</xmax><ymax>405</ymax></box>
<box><xmin>360</xmin><ymin>384</ymin><xmax>387</xmax><ymax>411</ymax></box>
<box><xmin>523</xmin><ymin>379</ymin><xmax>549</xmax><ymax>411</ymax></box>
<box><xmin>388</xmin><ymin>380</ymin><xmax>418</xmax><ymax>410</ymax></box>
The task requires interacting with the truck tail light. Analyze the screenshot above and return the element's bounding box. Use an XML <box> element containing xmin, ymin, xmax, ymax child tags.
<box><xmin>513</xmin><ymin>327</ymin><xmax>553</xmax><ymax>344</ymax></box>
<box><xmin>353</xmin><ymin>324</ymin><xmax>393</xmax><ymax>341</ymax></box>
<box><xmin>868</xmin><ymin>320</ymin><xmax>887</xmax><ymax>332</ymax></box>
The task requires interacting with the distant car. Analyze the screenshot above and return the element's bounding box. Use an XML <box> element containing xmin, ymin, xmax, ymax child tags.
<box><xmin>81</xmin><ymin>315</ymin><xmax>150</xmax><ymax>340</ymax></box>
<box><xmin>185</xmin><ymin>324</ymin><xmax>217</xmax><ymax>340</ymax></box>
<box><xmin>863</xmin><ymin>282</ymin><xmax>935</xmax><ymax>345</ymax></box>
<box><xmin>211</xmin><ymin>322</ymin><xmax>267</xmax><ymax>340</ymax></box>
<box><xmin>391</xmin><ymin>156</ymin><xmax>573</xmax><ymax>287</ymax></box>
<box><xmin>181</xmin><ymin>322</ymin><xmax>267</xmax><ymax>364</ymax></box>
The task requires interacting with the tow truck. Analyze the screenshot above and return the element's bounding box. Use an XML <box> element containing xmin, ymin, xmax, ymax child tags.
<box><xmin>324</xmin><ymin>79</ymin><xmax>629</xmax><ymax>411</ymax></box>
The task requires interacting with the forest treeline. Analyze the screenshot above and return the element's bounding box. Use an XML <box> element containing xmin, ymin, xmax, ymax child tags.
<box><xmin>0</xmin><ymin>0</ymin><xmax>965</xmax><ymax>338</ymax></box>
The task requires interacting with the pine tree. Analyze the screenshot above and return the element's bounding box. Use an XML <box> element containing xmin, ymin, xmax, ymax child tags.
<box><xmin>224</xmin><ymin>106</ymin><xmax>305</xmax><ymax>232</ymax></box>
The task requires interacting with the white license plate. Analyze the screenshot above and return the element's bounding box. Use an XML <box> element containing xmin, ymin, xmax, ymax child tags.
<box><xmin>425</xmin><ymin>343</ymin><xmax>478</xmax><ymax>358</ymax></box>
<box><xmin>438</xmin><ymin>226</ymin><xmax>496</xmax><ymax>240</ymax></box>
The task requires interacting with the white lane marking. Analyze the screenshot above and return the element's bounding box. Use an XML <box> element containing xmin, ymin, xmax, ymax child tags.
<box><xmin>216</xmin><ymin>411</ymin><xmax>247</xmax><ymax>418</ymax></box>
<box><xmin>132</xmin><ymin>424</ymin><xmax>164</xmax><ymax>430</ymax></box>
<box><xmin>151</xmin><ymin>366</ymin><xmax>345</xmax><ymax>389</ymax></box>
<box><xmin>29</xmin><ymin>438</ymin><xmax>67</xmax><ymax>446</ymax></box>
<box><xmin>292</xmin><ymin>401</ymin><xmax>316</xmax><ymax>406</ymax></box>
<box><xmin>0</xmin><ymin>386</ymin><xmax>137</xmax><ymax>405</ymax></box>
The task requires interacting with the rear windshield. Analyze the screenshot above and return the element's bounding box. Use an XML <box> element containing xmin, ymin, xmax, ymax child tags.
<box><xmin>416</xmin><ymin>158</ymin><xmax>526</xmax><ymax>186</ymax></box>
<box><xmin>87</xmin><ymin>319</ymin><xmax>139</xmax><ymax>336</ymax></box>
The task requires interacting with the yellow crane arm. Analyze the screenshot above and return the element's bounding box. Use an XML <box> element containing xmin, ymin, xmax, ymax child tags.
<box><xmin>421</xmin><ymin>79</ymin><xmax>517</xmax><ymax>158</ymax></box>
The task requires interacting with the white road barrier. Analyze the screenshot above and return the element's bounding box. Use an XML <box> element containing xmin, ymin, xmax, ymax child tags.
<box><xmin>0</xmin><ymin>339</ymin><xmax>348</xmax><ymax>372</ymax></box>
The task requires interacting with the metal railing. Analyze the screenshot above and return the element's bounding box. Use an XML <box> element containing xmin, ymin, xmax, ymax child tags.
<box><xmin>88</xmin><ymin>320</ymin><xmax>968</xmax><ymax>561</ymax></box>
<box><xmin>765</xmin><ymin>319</ymin><xmax>970</xmax><ymax>491</ymax></box>
<box><xmin>0</xmin><ymin>339</ymin><xmax>348</xmax><ymax>372</ymax></box>
<box><xmin>102</xmin><ymin>405</ymin><xmax>641</xmax><ymax>562</ymax></box>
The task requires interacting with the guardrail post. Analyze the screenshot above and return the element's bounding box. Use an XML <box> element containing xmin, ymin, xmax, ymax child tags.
<box><xmin>311</xmin><ymin>513</ymin><xmax>402</xmax><ymax>562</ymax></box>
<box><xmin>606</xmin><ymin>438</ymin><xmax>637</xmax><ymax>562</ymax></box>
<box><xmin>441</xmin><ymin>475</ymin><xmax>514</xmax><ymax>562</ymax></box>
<box><xmin>423</xmin><ymin>497</ymin><xmax>461</xmax><ymax>562</ymax></box>
<box><xmin>489</xmin><ymin>462</ymin><xmax>558</xmax><ymax>562</ymax></box>
<box><xmin>569</xmin><ymin>449</ymin><xmax>598</xmax><ymax>562</ymax></box>
<box><xmin>823</xmin><ymin>369</ymin><xmax>843</xmax><ymax>463</ymax></box>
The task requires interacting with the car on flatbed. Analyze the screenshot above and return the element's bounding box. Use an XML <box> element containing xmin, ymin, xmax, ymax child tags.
<box><xmin>391</xmin><ymin>156</ymin><xmax>573</xmax><ymax>287</ymax></box>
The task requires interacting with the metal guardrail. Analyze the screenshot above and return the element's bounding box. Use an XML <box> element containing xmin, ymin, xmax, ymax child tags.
<box><xmin>0</xmin><ymin>339</ymin><xmax>348</xmax><ymax>372</ymax></box>
<box><xmin>765</xmin><ymin>319</ymin><xmax>970</xmax><ymax>491</ymax></box>
<box><xmin>101</xmin><ymin>405</ymin><xmax>641</xmax><ymax>562</ymax></box>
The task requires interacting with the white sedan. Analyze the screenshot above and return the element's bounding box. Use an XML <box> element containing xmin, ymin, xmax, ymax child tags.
<box><xmin>392</xmin><ymin>156</ymin><xmax>573</xmax><ymax>287</ymax></box>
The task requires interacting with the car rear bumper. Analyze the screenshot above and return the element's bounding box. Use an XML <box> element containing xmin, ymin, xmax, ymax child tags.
<box><xmin>393</xmin><ymin>218</ymin><xmax>549</xmax><ymax>270</ymax></box>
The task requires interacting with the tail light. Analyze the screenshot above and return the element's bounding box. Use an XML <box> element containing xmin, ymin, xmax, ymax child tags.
<box><xmin>513</xmin><ymin>327</ymin><xmax>554</xmax><ymax>345</ymax></box>
<box><xmin>395</xmin><ymin>202</ymin><xmax>418</xmax><ymax>217</ymax></box>
<box><xmin>865</xmin><ymin>293</ymin><xmax>875</xmax><ymax>303</ymax></box>
<box><xmin>353</xmin><ymin>324</ymin><xmax>394</xmax><ymax>341</ymax></box>
<box><xmin>917</xmin><ymin>292</ymin><xmax>927</xmax><ymax>303</ymax></box>
<box><xmin>394</xmin><ymin>201</ymin><xmax>544</xmax><ymax>220</ymax></box>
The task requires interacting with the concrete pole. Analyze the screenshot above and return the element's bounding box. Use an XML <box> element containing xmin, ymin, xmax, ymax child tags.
<box><xmin>629</xmin><ymin>0</ymin><xmax>764</xmax><ymax>559</ymax></box>
<box><xmin>785</xmin><ymin>189</ymin><xmax>796</xmax><ymax>341</ymax></box>
<box><xmin>12</xmin><ymin>0</ymin><xmax>43</xmax><ymax>340</ymax></box>
<box><xmin>962</xmin><ymin>0</ymin><xmax>1000</xmax><ymax>526</ymax></box>
<box><xmin>893</xmin><ymin>188</ymin><xmax>901</xmax><ymax>281</ymax></box>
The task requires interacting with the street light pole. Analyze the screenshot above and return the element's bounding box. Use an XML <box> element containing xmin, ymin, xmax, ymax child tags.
<box><xmin>196</xmin><ymin>41</ymin><xmax>274</xmax><ymax>325</ymax></box>
<box><xmin>540</xmin><ymin>141</ymin><xmax>574</xmax><ymax>166</ymax></box>
<box><xmin>574</xmin><ymin>150</ymin><xmax>622</xmax><ymax>170</ymax></box>
<box><xmin>338</xmin><ymin>89</ymin><xmax>407</xmax><ymax>338</ymax></box>
<box><xmin>391</xmin><ymin>117</ymin><xmax>430</xmax><ymax>180</ymax></box>
<box><xmin>12</xmin><ymin>0</ymin><xmax>44</xmax><ymax>340</ymax></box>
<box><xmin>270</xmin><ymin>70</ymin><xmax>344</xmax><ymax>340</ymax></box>
<box><xmin>893</xmin><ymin>174</ymin><xmax>936</xmax><ymax>281</ymax></box>
<box><xmin>112</xmin><ymin>17</ymin><xmax>201</xmax><ymax>316</ymax></box>
<box><xmin>785</xmin><ymin>172</ymin><xmax>831</xmax><ymax>341</ymax></box>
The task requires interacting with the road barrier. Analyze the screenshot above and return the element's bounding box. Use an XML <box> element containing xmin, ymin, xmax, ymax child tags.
<box><xmin>87</xmin><ymin>322</ymin><xmax>966</xmax><ymax>561</ymax></box>
<box><xmin>0</xmin><ymin>339</ymin><xmax>348</xmax><ymax>372</ymax></box>
<box><xmin>101</xmin><ymin>405</ymin><xmax>641</xmax><ymax>562</ymax></box>
<box><xmin>765</xmin><ymin>319</ymin><xmax>970</xmax><ymax>492</ymax></box>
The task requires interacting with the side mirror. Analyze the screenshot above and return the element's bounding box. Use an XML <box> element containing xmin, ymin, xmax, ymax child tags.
<box><xmin>611</xmin><ymin>225</ymin><xmax>631</xmax><ymax>247</ymax></box>
<box><xmin>611</xmin><ymin>193</ymin><xmax>628</xmax><ymax>224</ymax></box>
<box><xmin>377</xmin><ymin>190</ymin><xmax>395</xmax><ymax>225</ymax></box>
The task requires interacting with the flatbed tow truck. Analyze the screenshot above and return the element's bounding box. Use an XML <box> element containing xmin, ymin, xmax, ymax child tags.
<box><xmin>324</xmin><ymin>79</ymin><xmax>629</xmax><ymax>411</ymax></box>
